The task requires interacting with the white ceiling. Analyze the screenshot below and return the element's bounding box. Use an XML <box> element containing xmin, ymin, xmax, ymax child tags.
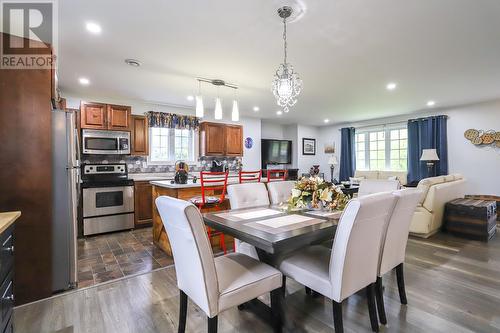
<box><xmin>58</xmin><ymin>0</ymin><xmax>500</xmax><ymax>125</ymax></box>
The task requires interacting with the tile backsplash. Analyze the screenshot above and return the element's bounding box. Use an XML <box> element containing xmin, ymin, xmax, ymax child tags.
<box><xmin>82</xmin><ymin>155</ymin><xmax>243</xmax><ymax>173</ymax></box>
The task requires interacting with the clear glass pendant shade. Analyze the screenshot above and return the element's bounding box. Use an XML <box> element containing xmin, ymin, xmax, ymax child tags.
<box><xmin>195</xmin><ymin>95</ymin><xmax>204</xmax><ymax>118</ymax></box>
<box><xmin>214</xmin><ymin>97</ymin><xmax>223</xmax><ymax>120</ymax></box>
<box><xmin>231</xmin><ymin>100</ymin><xmax>239</xmax><ymax>121</ymax></box>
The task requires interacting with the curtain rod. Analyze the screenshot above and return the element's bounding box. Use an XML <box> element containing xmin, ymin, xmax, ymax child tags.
<box><xmin>338</xmin><ymin>114</ymin><xmax>448</xmax><ymax>131</ymax></box>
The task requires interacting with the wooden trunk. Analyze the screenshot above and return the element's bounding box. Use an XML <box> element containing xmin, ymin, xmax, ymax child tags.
<box><xmin>152</xmin><ymin>185</ymin><xmax>232</xmax><ymax>256</ymax></box>
<box><xmin>465</xmin><ymin>195</ymin><xmax>500</xmax><ymax>223</ymax></box>
<box><xmin>444</xmin><ymin>198</ymin><xmax>497</xmax><ymax>241</ymax></box>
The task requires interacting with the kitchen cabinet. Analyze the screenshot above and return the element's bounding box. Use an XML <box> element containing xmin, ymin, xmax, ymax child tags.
<box><xmin>80</xmin><ymin>102</ymin><xmax>131</xmax><ymax>131</ymax></box>
<box><xmin>80</xmin><ymin>102</ymin><xmax>107</xmax><ymax>129</ymax></box>
<box><xmin>134</xmin><ymin>181</ymin><xmax>153</xmax><ymax>227</ymax></box>
<box><xmin>107</xmin><ymin>104</ymin><xmax>131</xmax><ymax>130</ymax></box>
<box><xmin>200</xmin><ymin>122</ymin><xmax>243</xmax><ymax>156</ymax></box>
<box><xmin>225</xmin><ymin>125</ymin><xmax>243</xmax><ymax>156</ymax></box>
<box><xmin>131</xmin><ymin>115</ymin><xmax>149</xmax><ymax>156</ymax></box>
<box><xmin>1</xmin><ymin>33</ymin><xmax>53</xmax><ymax>305</ymax></box>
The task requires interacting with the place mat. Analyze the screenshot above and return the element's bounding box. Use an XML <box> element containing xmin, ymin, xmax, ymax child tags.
<box><xmin>245</xmin><ymin>214</ymin><xmax>327</xmax><ymax>234</ymax></box>
<box><xmin>304</xmin><ymin>210</ymin><xmax>342</xmax><ymax>218</ymax></box>
<box><xmin>214</xmin><ymin>208</ymin><xmax>282</xmax><ymax>221</ymax></box>
<box><xmin>255</xmin><ymin>214</ymin><xmax>314</xmax><ymax>228</ymax></box>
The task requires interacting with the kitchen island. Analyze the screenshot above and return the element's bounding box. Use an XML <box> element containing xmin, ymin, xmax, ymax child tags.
<box><xmin>151</xmin><ymin>180</ymin><xmax>237</xmax><ymax>256</ymax></box>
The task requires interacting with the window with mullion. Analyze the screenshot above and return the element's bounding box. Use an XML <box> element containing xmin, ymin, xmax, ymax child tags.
<box><xmin>355</xmin><ymin>126</ymin><xmax>407</xmax><ymax>171</ymax></box>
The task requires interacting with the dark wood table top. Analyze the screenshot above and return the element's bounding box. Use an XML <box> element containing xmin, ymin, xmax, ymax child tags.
<box><xmin>203</xmin><ymin>206</ymin><xmax>341</xmax><ymax>254</ymax></box>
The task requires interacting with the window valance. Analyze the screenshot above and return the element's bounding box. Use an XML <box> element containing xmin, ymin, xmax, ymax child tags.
<box><xmin>146</xmin><ymin>111</ymin><xmax>200</xmax><ymax>130</ymax></box>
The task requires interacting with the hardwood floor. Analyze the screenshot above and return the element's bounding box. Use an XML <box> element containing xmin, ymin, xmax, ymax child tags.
<box><xmin>14</xmin><ymin>231</ymin><xmax>500</xmax><ymax>332</ymax></box>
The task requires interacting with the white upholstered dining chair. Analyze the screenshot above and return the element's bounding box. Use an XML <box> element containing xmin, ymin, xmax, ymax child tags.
<box><xmin>155</xmin><ymin>196</ymin><xmax>283</xmax><ymax>333</ymax></box>
<box><xmin>375</xmin><ymin>188</ymin><xmax>421</xmax><ymax>325</ymax></box>
<box><xmin>267</xmin><ymin>180</ymin><xmax>295</xmax><ymax>205</ymax></box>
<box><xmin>279</xmin><ymin>192</ymin><xmax>397</xmax><ymax>332</ymax></box>
<box><xmin>358</xmin><ymin>179</ymin><xmax>400</xmax><ymax>198</ymax></box>
<box><xmin>227</xmin><ymin>182</ymin><xmax>270</xmax><ymax>259</ymax></box>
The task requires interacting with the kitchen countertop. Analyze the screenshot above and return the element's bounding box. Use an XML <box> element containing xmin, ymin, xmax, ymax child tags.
<box><xmin>0</xmin><ymin>211</ymin><xmax>20</xmax><ymax>234</ymax></box>
<box><xmin>130</xmin><ymin>172</ymin><xmax>241</xmax><ymax>182</ymax></box>
<box><xmin>151</xmin><ymin>177</ymin><xmax>272</xmax><ymax>189</ymax></box>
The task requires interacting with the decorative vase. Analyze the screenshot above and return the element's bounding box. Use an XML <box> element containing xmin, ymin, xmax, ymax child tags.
<box><xmin>310</xmin><ymin>165</ymin><xmax>320</xmax><ymax>176</ymax></box>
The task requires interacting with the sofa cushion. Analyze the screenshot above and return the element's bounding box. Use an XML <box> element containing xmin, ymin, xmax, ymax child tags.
<box><xmin>354</xmin><ymin>170</ymin><xmax>379</xmax><ymax>180</ymax></box>
<box><xmin>378</xmin><ymin>171</ymin><xmax>408</xmax><ymax>185</ymax></box>
<box><xmin>416</xmin><ymin>176</ymin><xmax>447</xmax><ymax>204</ymax></box>
<box><xmin>443</xmin><ymin>175</ymin><xmax>455</xmax><ymax>182</ymax></box>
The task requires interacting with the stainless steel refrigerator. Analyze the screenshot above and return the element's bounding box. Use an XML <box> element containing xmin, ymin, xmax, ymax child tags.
<box><xmin>52</xmin><ymin>109</ymin><xmax>80</xmax><ymax>292</ymax></box>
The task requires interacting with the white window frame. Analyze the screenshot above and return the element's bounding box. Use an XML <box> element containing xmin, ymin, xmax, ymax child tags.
<box><xmin>148</xmin><ymin>127</ymin><xmax>199</xmax><ymax>164</ymax></box>
<box><xmin>355</xmin><ymin>125</ymin><xmax>408</xmax><ymax>171</ymax></box>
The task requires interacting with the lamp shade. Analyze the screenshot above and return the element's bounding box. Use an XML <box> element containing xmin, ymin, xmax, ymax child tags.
<box><xmin>420</xmin><ymin>149</ymin><xmax>440</xmax><ymax>161</ymax></box>
<box><xmin>328</xmin><ymin>155</ymin><xmax>338</xmax><ymax>166</ymax></box>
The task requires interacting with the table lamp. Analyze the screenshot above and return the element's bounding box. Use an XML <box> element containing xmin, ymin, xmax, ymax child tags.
<box><xmin>420</xmin><ymin>149</ymin><xmax>439</xmax><ymax>177</ymax></box>
<box><xmin>328</xmin><ymin>155</ymin><xmax>338</xmax><ymax>184</ymax></box>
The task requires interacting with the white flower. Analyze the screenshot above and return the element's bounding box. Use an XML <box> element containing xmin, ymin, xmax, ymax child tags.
<box><xmin>319</xmin><ymin>188</ymin><xmax>333</xmax><ymax>202</ymax></box>
<box><xmin>291</xmin><ymin>189</ymin><xmax>302</xmax><ymax>198</ymax></box>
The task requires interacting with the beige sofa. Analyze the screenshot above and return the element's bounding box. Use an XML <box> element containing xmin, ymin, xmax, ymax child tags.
<box><xmin>409</xmin><ymin>174</ymin><xmax>466</xmax><ymax>238</ymax></box>
<box><xmin>354</xmin><ymin>170</ymin><xmax>408</xmax><ymax>186</ymax></box>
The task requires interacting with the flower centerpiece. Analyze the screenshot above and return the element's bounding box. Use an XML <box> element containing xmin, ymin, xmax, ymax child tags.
<box><xmin>288</xmin><ymin>176</ymin><xmax>349</xmax><ymax>211</ymax></box>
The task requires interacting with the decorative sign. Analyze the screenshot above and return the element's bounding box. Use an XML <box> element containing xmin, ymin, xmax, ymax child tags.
<box><xmin>244</xmin><ymin>137</ymin><xmax>253</xmax><ymax>149</ymax></box>
<box><xmin>464</xmin><ymin>129</ymin><xmax>500</xmax><ymax>148</ymax></box>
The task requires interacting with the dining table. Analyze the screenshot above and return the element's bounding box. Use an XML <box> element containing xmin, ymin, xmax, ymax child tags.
<box><xmin>203</xmin><ymin>205</ymin><xmax>342</xmax><ymax>328</ymax></box>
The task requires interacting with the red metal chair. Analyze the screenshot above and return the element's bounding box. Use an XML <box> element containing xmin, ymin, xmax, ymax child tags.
<box><xmin>266</xmin><ymin>169</ymin><xmax>287</xmax><ymax>182</ymax></box>
<box><xmin>190</xmin><ymin>171</ymin><xmax>229</xmax><ymax>254</ymax></box>
<box><xmin>239</xmin><ymin>170</ymin><xmax>262</xmax><ymax>183</ymax></box>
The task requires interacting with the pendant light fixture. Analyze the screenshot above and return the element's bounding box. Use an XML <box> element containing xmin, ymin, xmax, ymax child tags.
<box><xmin>272</xmin><ymin>6</ymin><xmax>302</xmax><ymax>113</ymax></box>
<box><xmin>195</xmin><ymin>81</ymin><xmax>204</xmax><ymax>118</ymax></box>
<box><xmin>231</xmin><ymin>100</ymin><xmax>239</xmax><ymax>121</ymax></box>
<box><xmin>195</xmin><ymin>77</ymin><xmax>238</xmax><ymax>121</ymax></box>
<box><xmin>214</xmin><ymin>85</ymin><xmax>223</xmax><ymax>120</ymax></box>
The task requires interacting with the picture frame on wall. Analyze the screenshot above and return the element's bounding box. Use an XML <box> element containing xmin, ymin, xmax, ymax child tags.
<box><xmin>302</xmin><ymin>138</ymin><xmax>316</xmax><ymax>155</ymax></box>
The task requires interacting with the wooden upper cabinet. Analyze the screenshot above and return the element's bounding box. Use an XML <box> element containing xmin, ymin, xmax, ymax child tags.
<box><xmin>107</xmin><ymin>104</ymin><xmax>131</xmax><ymax>130</ymax></box>
<box><xmin>200</xmin><ymin>122</ymin><xmax>243</xmax><ymax>156</ymax></box>
<box><xmin>80</xmin><ymin>102</ymin><xmax>131</xmax><ymax>130</ymax></box>
<box><xmin>201</xmin><ymin>122</ymin><xmax>226</xmax><ymax>156</ymax></box>
<box><xmin>80</xmin><ymin>102</ymin><xmax>107</xmax><ymax>129</ymax></box>
<box><xmin>131</xmin><ymin>115</ymin><xmax>149</xmax><ymax>156</ymax></box>
<box><xmin>225</xmin><ymin>125</ymin><xmax>243</xmax><ymax>156</ymax></box>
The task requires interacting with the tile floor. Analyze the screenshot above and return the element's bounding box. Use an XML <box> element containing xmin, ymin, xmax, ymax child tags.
<box><xmin>77</xmin><ymin>227</ymin><xmax>174</xmax><ymax>288</ymax></box>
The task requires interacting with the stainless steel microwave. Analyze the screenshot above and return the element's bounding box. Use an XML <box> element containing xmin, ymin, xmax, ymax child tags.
<box><xmin>82</xmin><ymin>129</ymin><xmax>130</xmax><ymax>155</ymax></box>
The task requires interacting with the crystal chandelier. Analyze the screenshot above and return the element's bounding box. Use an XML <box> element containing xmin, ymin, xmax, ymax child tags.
<box><xmin>272</xmin><ymin>6</ymin><xmax>302</xmax><ymax>113</ymax></box>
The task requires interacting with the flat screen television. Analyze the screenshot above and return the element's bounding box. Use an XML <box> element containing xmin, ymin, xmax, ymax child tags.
<box><xmin>261</xmin><ymin>139</ymin><xmax>292</xmax><ymax>167</ymax></box>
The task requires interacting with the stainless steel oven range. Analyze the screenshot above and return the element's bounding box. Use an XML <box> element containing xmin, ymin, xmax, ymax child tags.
<box><xmin>81</xmin><ymin>163</ymin><xmax>134</xmax><ymax>236</ymax></box>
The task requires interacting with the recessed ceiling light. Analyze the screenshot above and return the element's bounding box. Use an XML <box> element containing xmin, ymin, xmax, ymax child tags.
<box><xmin>427</xmin><ymin>100</ymin><xmax>436</xmax><ymax>107</ymax></box>
<box><xmin>386</xmin><ymin>82</ymin><xmax>397</xmax><ymax>91</ymax></box>
<box><xmin>186</xmin><ymin>95</ymin><xmax>194</xmax><ymax>101</ymax></box>
<box><xmin>85</xmin><ymin>22</ymin><xmax>102</xmax><ymax>34</ymax></box>
<box><xmin>253</xmin><ymin>106</ymin><xmax>260</xmax><ymax>112</ymax></box>
<box><xmin>276</xmin><ymin>110</ymin><xmax>283</xmax><ymax>116</ymax></box>
<box><xmin>124</xmin><ymin>58</ymin><xmax>141</xmax><ymax>67</ymax></box>
<box><xmin>79</xmin><ymin>77</ymin><xmax>90</xmax><ymax>85</ymax></box>
<box><xmin>324</xmin><ymin>119</ymin><xmax>329</xmax><ymax>123</ymax></box>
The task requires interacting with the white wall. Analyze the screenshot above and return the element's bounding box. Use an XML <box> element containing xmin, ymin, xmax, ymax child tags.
<box><xmin>317</xmin><ymin>99</ymin><xmax>500</xmax><ymax>195</ymax></box>
<box><xmin>297</xmin><ymin>125</ymin><xmax>321</xmax><ymax>175</ymax></box>
<box><xmin>261</xmin><ymin>122</ymin><xmax>284</xmax><ymax>140</ymax></box>
<box><xmin>65</xmin><ymin>95</ymin><xmax>262</xmax><ymax>170</ymax></box>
